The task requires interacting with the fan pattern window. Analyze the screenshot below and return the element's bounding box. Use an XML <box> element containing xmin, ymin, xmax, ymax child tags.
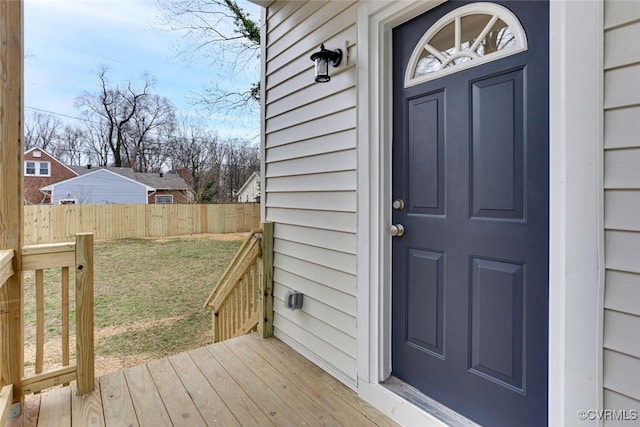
<box><xmin>405</xmin><ymin>3</ymin><xmax>527</xmax><ymax>87</ymax></box>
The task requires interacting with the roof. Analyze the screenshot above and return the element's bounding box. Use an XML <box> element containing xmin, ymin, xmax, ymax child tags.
<box><xmin>69</xmin><ymin>166</ymin><xmax>189</xmax><ymax>191</ymax></box>
<box><xmin>236</xmin><ymin>171</ymin><xmax>260</xmax><ymax>195</ymax></box>
<box><xmin>40</xmin><ymin>168</ymin><xmax>155</xmax><ymax>192</ymax></box>
<box><xmin>24</xmin><ymin>147</ymin><xmax>79</xmax><ymax>177</ymax></box>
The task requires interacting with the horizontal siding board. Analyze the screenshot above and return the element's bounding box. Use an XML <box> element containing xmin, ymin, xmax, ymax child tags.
<box><xmin>605</xmin><ymin>190</ymin><xmax>640</xmax><ymax>231</ymax></box>
<box><xmin>273</xmin><ymin>285</ymin><xmax>356</xmax><ymax>337</ymax></box>
<box><xmin>266</xmin><ymin>171</ymin><xmax>357</xmax><ymax>192</ymax></box>
<box><xmin>267</xmin><ymin>21</ymin><xmax>356</xmax><ymax>86</ymax></box>
<box><xmin>603</xmin><ymin>389</ymin><xmax>640</xmax><ymax>426</ymax></box>
<box><xmin>273</xmin><ymin>318</ymin><xmax>357</xmax><ymax>384</ymax></box>
<box><xmin>266</xmin><ymin>207</ymin><xmax>356</xmax><ymax>233</ymax></box>
<box><xmin>605</xmin><ymin>270</ymin><xmax>640</xmax><ymax>316</ymax></box>
<box><xmin>605</xmin><ymin>65</ymin><xmax>640</xmax><ymax>109</ymax></box>
<box><xmin>267</xmin><ymin>2</ymin><xmax>357</xmax><ymax>73</ymax></box>
<box><xmin>266</xmin><ymin>108</ymin><xmax>356</xmax><ymax>150</ymax></box>
<box><xmin>606</xmin><ymin>230</ymin><xmax>640</xmax><ymax>274</ymax></box>
<box><xmin>266</xmin><ymin>129</ymin><xmax>357</xmax><ymax>163</ymax></box>
<box><xmin>604</xmin><ymin>349</ymin><xmax>640</xmax><ymax>401</ymax></box>
<box><xmin>605</xmin><ymin>148</ymin><xmax>640</xmax><ymax>188</ymax></box>
<box><xmin>267</xmin><ymin>150</ymin><xmax>356</xmax><ymax>177</ymax></box>
<box><xmin>266</xmin><ymin>0</ymin><xmax>292</xmax><ymax>21</ymax></box>
<box><xmin>266</xmin><ymin>191</ymin><xmax>356</xmax><ymax>213</ymax></box>
<box><xmin>266</xmin><ymin>88</ymin><xmax>356</xmax><ymax>133</ymax></box>
<box><xmin>605</xmin><ymin>0</ymin><xmax>640</xmax><ymax>30</ymax></box>
<box><xmin>274</xmin><ymin>224</ymin><xmax>357</xmax><ymax>254</ymax></box>
<box><xmin>604</xmin><ymin>310</ymin><xmax>640</xmax><ymax>358</ymax></box>
<box><xmin>266</xmin><ymin>71</ymin><xmax>356</xmax><ymax>119</ymax></box>
<box><xmin>266</xmin><ymin>1</ymin><xmax>324</xmax><ymax>47</ymax></box>
<box><xmin>605</xmin><ymin>22</ymin><xmax>640</xmax><ymax>69</ymax></box>
<box><xmin>265</xmin><ymin>69</ymin><xmax>310</xmax><ymax>105</ymax></box>
<box><xmin>274</xmin><ymin>293</ymin><xmax>356</xmax><ymax>353</ymax></box>
<box><xmin>274</xmin><ymin>268</ymin><xmax>355</xmax><ymax>315</ymax></box>
<box><xmin>274</xmin><ymin>238</ymin><xmax>356</xmax><ymax>275</ymax></box>
<box><xmin>605</xmin><ymin>107</ymin><xmax>640</xmax><ymax>149</ymax></box>
<box><xmin>273</xmin><ymin>253</ymin><xmax>356</xmax><ymax>296</ymax></box>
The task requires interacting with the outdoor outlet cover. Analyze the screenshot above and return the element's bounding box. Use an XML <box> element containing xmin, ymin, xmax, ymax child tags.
<box><xmin>285</xmin><ymin>290</ymin><xmax>304</xmax><ymax>310</ymax></box>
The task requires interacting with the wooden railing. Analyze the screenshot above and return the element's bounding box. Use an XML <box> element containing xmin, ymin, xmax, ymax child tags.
<box><xmin>204</xmin><ymin>222</ymin><xmax>274</xmax><ymax>342</ymax></box>
<box><xmin>0</xmin><ymin>249</ymin><xmax>16</xmax><ymax>422</ymax></box>
<box><xmin>20</xmin><ymin>233</ymin><xmax>95</xmax><ymax>396</ymax></box>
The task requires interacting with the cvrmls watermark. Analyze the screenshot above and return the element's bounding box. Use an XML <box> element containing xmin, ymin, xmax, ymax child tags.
<box><xmin>577</xmin><ymin>410</ymin><xmax>638</xmax><ymax>421</ymax></box>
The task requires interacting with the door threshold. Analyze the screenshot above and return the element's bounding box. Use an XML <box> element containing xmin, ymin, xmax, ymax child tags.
<box><xmin>381</xmin><ymin>376</ymin><xmax>480</xmax><ymax>427</ymax></box>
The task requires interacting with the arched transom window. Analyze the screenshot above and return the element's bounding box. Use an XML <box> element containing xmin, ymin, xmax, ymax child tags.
<box><xmin>405</xmin><ymin>2</ymin><xmax>527</xmax><ymax>87</ymax></box>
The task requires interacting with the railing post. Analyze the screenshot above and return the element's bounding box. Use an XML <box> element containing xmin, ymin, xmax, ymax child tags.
<box><xmin>75</xmin><ymin>233</ymin><xmax>94</xmax><ymax>395</ymax></box>
<box><xmin>0</xmin><ymin>0</ymin><xmax>25</xmax><ymax>406</ymax></box>
<box><xmin>259</xmin><ymin>222</ymin><xmax>274</xmax><ymax>338</ymax></box>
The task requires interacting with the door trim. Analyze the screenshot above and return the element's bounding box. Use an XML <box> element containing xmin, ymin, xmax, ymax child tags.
<box><xmin>355</xmin><ymin>1</ymin><xmax>604</xmax><ymax>425</ymax></box>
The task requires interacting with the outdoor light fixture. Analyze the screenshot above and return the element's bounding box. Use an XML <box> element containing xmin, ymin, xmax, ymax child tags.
<box><xmin>310</xmin><ymin>44</ymin><xmax>342</xmax><ymax>83</ymax></box>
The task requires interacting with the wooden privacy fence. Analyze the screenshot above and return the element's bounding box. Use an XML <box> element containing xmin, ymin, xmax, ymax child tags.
<box><xmin>204</xmin><ymin>222</ymin><xmax>274</xmax><ymax>343</ymax></box>
<box><xmin>24</xmin><ymin>203</ymin><xmax>260</xmax><ymax>244</ymax></box>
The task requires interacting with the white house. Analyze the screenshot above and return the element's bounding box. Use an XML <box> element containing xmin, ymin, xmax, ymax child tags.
<box><xmin>236</xmin><ymin>171</ymin><xmax>261</xmax><ymax>203</ymax></box>
<box><xmin>41</xmin><ymin>168</ymin><xmax>153</xmax><ymax>205</ymax></box>
<box><xmin>249</xmin><ymin>1</ymin><xmax>639</xmax><ymax>426</ymax></box>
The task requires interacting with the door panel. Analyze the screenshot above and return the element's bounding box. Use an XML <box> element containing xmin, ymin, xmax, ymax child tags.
<box><xmin>392</xmin><ymin>2</ymin><xmax>549</xmax><ymax>426</ymax></box>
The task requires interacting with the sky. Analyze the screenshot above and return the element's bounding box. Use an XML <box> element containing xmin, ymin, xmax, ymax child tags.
<box><xmin>24</xmin><ymin>0</ymin><xmax>261</xmax><ymax>141</ymax></box>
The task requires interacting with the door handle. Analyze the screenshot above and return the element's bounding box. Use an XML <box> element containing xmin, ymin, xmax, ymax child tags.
<box><xmin>390</xmin><ymin>224</ymin><xmax>405</xmax><ymax>237</ymax></box>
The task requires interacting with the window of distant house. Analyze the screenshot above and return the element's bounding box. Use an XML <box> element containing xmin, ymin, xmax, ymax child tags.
<box><xmin>404</xmin><ymin>3</ymin><xmax>528</xmax><ymax>87</ymax></box>
<box><xmin>155</xmin><ymin>195</ymin><xmax>173</xmax><ymax>204</ymax></box>
<box><xmin>25</xmin><ymin>160</ymin><xmax>51</xmax><ymax>177</ymax></box>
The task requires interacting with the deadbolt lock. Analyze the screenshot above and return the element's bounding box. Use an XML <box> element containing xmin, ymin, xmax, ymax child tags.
<box><xmin>392</xmin><ymin>199</ymin><xmax>405</xmax><ymax>210</ymax></box>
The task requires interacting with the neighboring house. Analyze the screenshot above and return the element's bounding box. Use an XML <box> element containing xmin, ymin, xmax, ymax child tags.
<box><xmin>249</xmin><ymin>1</ymin><xmax>636</xmax><ymax>426</ymax></box>
<box><xmin>59</xmin><ymin>166</ymin><xmax>193</xmax><ymax>205</ymax></box>
<box><xmin>41</xmin><ymin>168</ymin><xmax>154</xmax><ymax>205</ymax></box>
<box><xmin>236</xmin><ymin>171</ymin><xmax>261</xmax><ymax>203</ymax></box>
<box><xmin>23</xmin><ymin>147</ymin><xmax>78</xmax><ymax>204</ymax></box>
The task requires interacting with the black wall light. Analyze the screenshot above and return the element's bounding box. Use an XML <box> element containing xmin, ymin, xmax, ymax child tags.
<box><xmin>310</xmin><ymin>44</ymin><xmax>342</xmax><ymax>83</ymax></box>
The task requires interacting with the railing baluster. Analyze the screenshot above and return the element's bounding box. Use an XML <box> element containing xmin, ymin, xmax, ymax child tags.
<box><xmin>61</xmin><ymin>266</ymin><xmax>70</xmax><ymax>387</ymax></box>
<box><xmin>35</xmin><ymin>269</ymin><xmax>45</xmax><ymax>376</ymax></box>
<box><xmin>61</xmin><ymin>266</ymin><xmax>69</xmax><ymax>367</ymax></box>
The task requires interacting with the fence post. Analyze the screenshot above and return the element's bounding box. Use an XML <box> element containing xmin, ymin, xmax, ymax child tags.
<box><xmin>258</xmin><ymin>222</ymin><xmax>274</xmax><ymax>338</ymax></box>
<box><xmin>75</xmin><ymin>233</ymin><xmax>94</xmax><ymax>395</ymax></box>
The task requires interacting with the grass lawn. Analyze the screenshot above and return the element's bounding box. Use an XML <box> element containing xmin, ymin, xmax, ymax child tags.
<box><xmin>23</xmin><ymin>234</ymin><xmax>243</xmax><ymax>377</ymax></box>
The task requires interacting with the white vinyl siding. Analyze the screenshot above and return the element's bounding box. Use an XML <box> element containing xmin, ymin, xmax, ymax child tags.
<box><xmin>263</xmin><ymin>0</ymin><xmax>360</xmax><ymax>386</ymax></box>
<box><xmin>51</xmin><ymin>169</ymin><xmax>148</xmax><ymax>205</ymax></box>
<box><xmin>603</xmin><ymin>0</ymin><xmax>640</xmax><ymax>418</ymax></box>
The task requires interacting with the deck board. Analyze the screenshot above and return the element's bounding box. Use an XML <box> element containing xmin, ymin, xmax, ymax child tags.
<box><xmin>99</xmin><ymin>370</ymin><xmax>138</xmax><ymax>427</ymax></box>
<box><xmin>226</xmin><ymin>337</ymin><xmax>342</xmax><ymax>425</ymax></box>
<box><xmin>146</xmin><ymin>358</ymin><xmax>207</xmax><ymax>427</ymax></box>
<box><xmin>166</xmin><ymin>352</ymin><xmax>240</xmax><ymax>426</ymax></box>
<box><xmin>124</xmin><ymin>364</ymin><xmax>172</xmax><ymax>427</ymax></box>
<box><xmin>9</xmin><ymin>334</ymin><xmax>398</xmax><ymax>426</ymax></box>
<box><xmin>71</xmin><ymin>381</ymin><xmax>104</xmax><ymax>427</ymax></box>
<box><xmin>37</xmin><ymin>387</ymin><xmax>70</xmax><ymax>427</ymax></box>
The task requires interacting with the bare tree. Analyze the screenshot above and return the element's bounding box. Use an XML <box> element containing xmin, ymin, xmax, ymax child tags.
<box><xmin>57</xmin><ymin>125</ymin><xmax>89</xmax><ymax>166</ymax></box>
<box><xmin>157</xmin><ymin>0</ymin><xmax>260</xmax><ymax>113</ymax></box>
<box><xmin>24</xmin><ymin>111</ymin><xmax>63</xmax><ymax>151</ymax></box>
<box><xmin>124</xmin><ymin>94</ymin><xmax>177</xmax><ymax>172</ymax></box>
<box><xmin>75</xmin><ymin>66</ymin><xmax>155</xmax><ymax>168</ymax></box>
<box><xmin>74</xmin><ymin>66</ymin><xmax>177</xmax><ymax>170</ymax></box>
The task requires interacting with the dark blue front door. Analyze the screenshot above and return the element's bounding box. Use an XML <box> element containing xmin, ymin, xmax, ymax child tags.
<box><xmin>391</xmin><ymin>2</ymin><xmax>549</xmax><ymax>426</ymax></box>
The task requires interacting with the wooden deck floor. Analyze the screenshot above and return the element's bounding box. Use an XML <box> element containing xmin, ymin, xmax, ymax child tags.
<box><xmin>7</xmin><ymin>334</ymin><xmax>398</xmax><ymax>427</ymax></box>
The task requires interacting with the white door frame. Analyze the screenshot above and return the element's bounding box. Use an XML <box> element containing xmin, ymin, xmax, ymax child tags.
<box><xmin>355</xmin><ymin>1</ymin><xmax>604</xmax><ymax>425</ymax></box>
